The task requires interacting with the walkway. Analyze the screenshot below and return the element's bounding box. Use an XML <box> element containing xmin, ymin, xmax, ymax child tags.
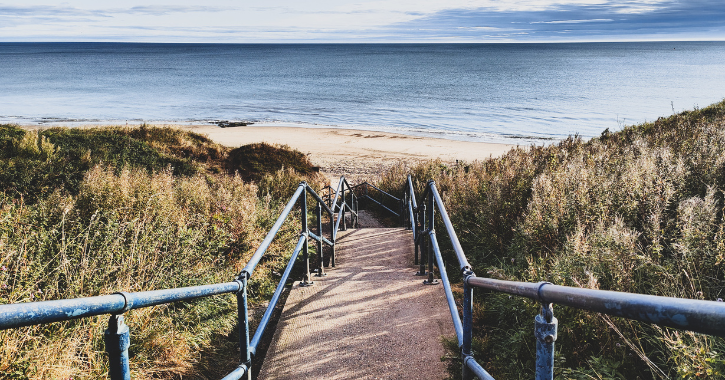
<box><xmin>258</xmin><ymin>212</ymin><xmax>455</xmax><ymax>379</ymax></box>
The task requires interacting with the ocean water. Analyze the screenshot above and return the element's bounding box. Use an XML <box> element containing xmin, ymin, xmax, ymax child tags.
<box><xmin>1</xmin><ymin>42</ymin><xmax>724</xmax><ymax>144</ymax></box>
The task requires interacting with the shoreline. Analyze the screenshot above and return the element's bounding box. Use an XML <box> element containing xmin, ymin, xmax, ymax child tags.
<box><xmin>20</xmin><ymin>123</ymin><xmax>517</xmax><ymax>183</ymax></box>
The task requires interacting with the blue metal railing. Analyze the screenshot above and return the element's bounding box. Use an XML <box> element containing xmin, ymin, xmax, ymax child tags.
<box><xmin>355</xmin><ymin>182</ymin><xmax>404</xmax><ymax>225</ymax></box>
<box><xmin>400</xmin><ymin>175</ymin><xmax>725</xmax><ymax>380</ymax></box>
<box><xmin>0</xmin><ymin>177</ymin><xmax>359</xmax><ymax>380</ymax></box>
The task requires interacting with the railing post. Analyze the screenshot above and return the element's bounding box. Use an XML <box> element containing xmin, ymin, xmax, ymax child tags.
<box><xmin>105</xmin><ymin>315</ymin><xmax>131</xmax><ymax>380</ymax></box>
<box><xmin>301</xmin><ymin>185</ymin><xmax>313</xmax><ymax>286</ymax></box>
<box><xmin>404</xmin><ymin>189</ymin><xmax>412</xmax><ymax>230</ymax></box>
<box><xmin>354</xmin><ymin>193</ymin><xmax>359</xmax><ymax>228</ymax></box>
<box><xmin>535</xmin><ymin>303</ymin><xmax>558</xmax><ymax>380</ymax></box>
<box><xmin>424</xmin><ymin>183</ymin><xmax>439</xmax><ymax>285</ymax></box>
<box><xmin>327</xmin><ymin>186</ymin><xmax>332</xmax><ymax>209</ymax></box>
<box><xmin>403</xmin><ymin>190</ymin><xmax>408</xmax><ymax>229</ymax></box>
<box><xmin>315</xmin><ymin>202</ymin><xmax>325</xmax><ymax>277</ymax></box>
<box><xmin>462</xmin><ymin>271</ymin><xmax>475</xmax><ymax>380</ymax></box>
<box><xmin>341</xmin><ymin>187</ymin><xmax>347</xmax><ymax>231</ymax></box>
<box><xmin>237</xmin><ymin>278</ymin><xmax>252</xmax><ymax>380</ymax></box>
<box><xmin>416</xmin><ymin>200</ymin><xmax>426</xmax><ymax>276</ymax></box>
<box><xmin>330</xmin><ymin>210</ymin><xmax>336</xmax><ymax>268</ymax></box>
<box><xmin>351</xmin><ymin>192</ymin><xmax>356</xmax><ymax>229</ymax></box>
<box><xmin>413</xmin><ymin>197</ymin><xmax>419</xmax><ymax>265</ymax></box>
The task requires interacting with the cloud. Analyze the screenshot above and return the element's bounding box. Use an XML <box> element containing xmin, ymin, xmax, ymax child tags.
<box><xmin>122</xmin><ymin>6</ymin><xmax>236</xmax><ymax>16</ymax></box>
<box><xmin>0</xmin><ymin>4</ymin><xmax>234</xmax><ymax>19</ymax></box>
<box><xmin>1</xmin><ymin>0</ymin><xmax>723</xmax><ymax>42</ymax></box>
<box><xmin>531</xmin><ymin>19</ymin><xmax>614</xmax><ymax>24</ymax></box>
<box><xmin>387</xmin><ymin>0</ymin><xmax>725</xmax><ymax>40</ymax></box>
<box><xmin>0</xmin><ymin>5</ymin><xmax>106</xmax><ymax>17</ymax></box>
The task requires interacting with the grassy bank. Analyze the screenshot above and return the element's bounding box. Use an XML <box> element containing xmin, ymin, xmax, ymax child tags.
<box><xmin>376</xmin><ymin>100</ymin><xmax>725</xmax><ymax>379</ymax></box>
<box><xmin>0</xmin><ymin>125</ymin><xmax>322</xmax><ymax>379</ymax></box>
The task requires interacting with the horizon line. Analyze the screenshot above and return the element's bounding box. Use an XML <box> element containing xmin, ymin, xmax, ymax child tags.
<box><xmin>2</xmin><ymin>39</ymin><xmax>725</xmax><ymax>44</ymax></box>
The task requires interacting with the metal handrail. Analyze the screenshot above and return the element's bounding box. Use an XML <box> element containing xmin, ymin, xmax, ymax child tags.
<box><xmin>330</xmin><ymin>176</ymin><xmax>359</xmax><ymax>240</ymax></box>
<box><xmin>357</xmin><ymin>182</ymin><xmax>400</xmax><ymax>202</ymax></box>
<box><xmin>0</xmin><ymin>282</ymin><xmax>243</xmax><ymax>330</ymax></box>
<box><xmin>466</xmin><ymin>277</ymin><xmax>725</xmax><ymax>337</ymax></box>
<box><xmin>0</xmin><ymin>178</ymin><xmax>358</xmax><ymax>380</ymax></box>
<box><xmin>355</xmin><ymin>182</ymin><xmax>405</xmax><ymax>226</ymax></box>
<box><xmin>406</xmin><ymin>176</ymin><xmax>725</xmax><ymax>380</ymax></box>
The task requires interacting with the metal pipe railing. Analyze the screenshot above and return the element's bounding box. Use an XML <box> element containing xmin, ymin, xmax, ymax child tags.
<box><xmin>429</xmin><ymin>182</ymin><xmax>471</xmax><ymax>271</ymax></box>
<box><xmin>405</xmin><ymin>175</ymin><xmax>420</xmax><ymax>266</ymax></box>
<box><xmin>358</xmin><ymin>182</ymin><xmax>401</xmax><ymax>203</ymax></box>
<box><xmin>364</xmin><ymin>196</ymin><xmax>400</xmax><ymax>216</ymax></box>
<box><xmin>407</xmin><ymin>175</ymin><xmax>418</xmax><ymax>210</ymax></box>
<box><xmin>308</xmin><ymin>230</ymin><xmax>334</xmax><ymax>247</ymax></box>
<box><xmin>429</xmin><ymin>231</ymin><xmax>463</xmax><ymax>346</ymax></box>
<box><xmin>0</xmin><ymin>282</ymin><xmax>242</xmax><ymax>330</ymax></box>
<box><xmin>354</xmin><ymin>182</ymin><xmax>405</xmax><ymax>226</ymax></box>
<box><xmin>241</xmin><ymin>184</ymin><xmax>305</xmax><ymax>278</ymax></box>
<box><xmin>331</xmin><ymin>176</ymin><xmax>358</xmax><ymax>240</ymax></box>
<box><xmin>406</xmin><ymin>177</ymin><xmax>725</xmax><ymax>380</ymax></box>
<box><xmin>0</xmin><ymin>178</ymin><xmax>355</xmax><ymax>380</ymax></box>
<box><xmin>467</xmin><ymin>277</ymin><xmax>725</xmax><ymax>338</ymax></box>
<box><xmin>329</xmin><ymin>178</ymin><xmax>345</xmax><ymax>213</ymax></box>
<box><xmin>249</xmin><ymin>235</ymin><xmax>306</xmax><ymax>354</ymax></box>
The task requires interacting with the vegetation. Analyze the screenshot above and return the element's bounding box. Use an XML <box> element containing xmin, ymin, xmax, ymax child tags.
<box><xmin>0</xmin><ymin>125</ymin><xmax>322</xmax><ymax>379</ymax></box>
<box><xmin>376</xmin><ymin>100</ymin><xmax>725</xmax><ymax>379</ymax></box>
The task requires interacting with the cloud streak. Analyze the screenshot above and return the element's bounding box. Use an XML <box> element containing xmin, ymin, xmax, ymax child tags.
<box><xmin>0</xmin><ymin>4</ymin><xmax>234</xmax><ymax>18</ymax></box>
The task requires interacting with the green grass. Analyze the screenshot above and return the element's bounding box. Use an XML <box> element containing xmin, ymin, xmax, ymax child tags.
<box><xmin>376</xmin><ymin>100</ymin><xmax>725</xmax><ymax>379</ymax></box>
<box><xmin>0</xmin><ymin>125</ymin><xmax>322</xmax><ymax>379</ymax></box>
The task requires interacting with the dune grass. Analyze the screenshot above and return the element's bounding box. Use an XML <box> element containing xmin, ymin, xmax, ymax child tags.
<box><xmin>376</xmin><ymin>100</ymin><xmax>725</xmax><ymax>379</ymax></box>
<box><xmin>0</xmin><ymin>125</ymin><xmax>323</xmax><ymax>379</ymax></box>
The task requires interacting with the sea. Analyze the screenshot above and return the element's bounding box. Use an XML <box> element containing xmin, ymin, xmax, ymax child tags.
<box><xmin>1</xmin><ymin>42</ymin><xmax>724</xmax><ymax>144</ymax></box>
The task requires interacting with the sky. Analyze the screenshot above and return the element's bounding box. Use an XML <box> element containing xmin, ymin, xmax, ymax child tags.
<box><xmin>1</xmin><ymin>0</ymin><xmax>724</xmax><ymax>43</ymax></box>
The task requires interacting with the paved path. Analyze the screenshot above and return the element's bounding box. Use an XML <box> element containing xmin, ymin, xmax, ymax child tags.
<box><xmin>258</xmin><ymin>216</ymin><xmax>455</xmax><ymax>379</ymax></box>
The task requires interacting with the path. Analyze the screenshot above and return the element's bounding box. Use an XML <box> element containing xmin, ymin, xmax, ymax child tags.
<box><xmin>257</xmin><ymin>212</ymin><xmax>454</xmax><ymax>379</ymax></box>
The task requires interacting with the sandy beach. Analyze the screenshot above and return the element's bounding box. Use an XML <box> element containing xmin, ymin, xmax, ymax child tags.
<box><xmin>179</xmin><ymin>124</ymin><xmax>516</xmax><ymax>183</ymax></box>
<box><xmin>23</xmin><ymin>123</ymin><xmax>517</xmax><ymax>183</ymax></box>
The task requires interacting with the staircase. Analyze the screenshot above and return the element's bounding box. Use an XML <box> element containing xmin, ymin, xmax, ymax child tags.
<box><xmin>258</xmin><ymin>212</ymin><xmax>454</xmax><ymax>380</ymax></box>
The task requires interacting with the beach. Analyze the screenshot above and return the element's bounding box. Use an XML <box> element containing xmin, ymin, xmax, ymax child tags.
<box><xmin>176</xmin><ymin>124</ymin><xmax>516</xmax><ymax>183</ymax></box>
<box><xmin>23</xmin><ymin>123</ymin><xmax>516</xmax><ymax>183</ymax></box>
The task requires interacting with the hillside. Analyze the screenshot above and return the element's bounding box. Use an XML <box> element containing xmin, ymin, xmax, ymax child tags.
<box><xmin>376</xmin><ymin>100</ymin><xmax>725</xmax><ymax>379</ymax></box>
<box><xmin>0</xmin><ymin>125</ymin><xmax>321</xmax><ymax>379</ymax></box>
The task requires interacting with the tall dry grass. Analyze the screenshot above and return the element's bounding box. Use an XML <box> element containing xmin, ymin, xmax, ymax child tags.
<box><xmin>376</xmin><ymin>100</ymin><xmax>725</xmax><ymax>379</ymax></box>
<box><xmin>0</xmin><ymin>126</ymin><xmax>318</xmax><ymax>379</ymax></box>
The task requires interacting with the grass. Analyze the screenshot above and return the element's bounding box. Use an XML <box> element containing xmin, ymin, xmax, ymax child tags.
<box><xmin>0</xmin><ymin>125</ymin><xmax>323</xmax><ymax>379</ymax></box>
<box><xmin>375</xmin><ymin>100</ymin><xmax>725</xmax><ymax>379</ymax></box>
